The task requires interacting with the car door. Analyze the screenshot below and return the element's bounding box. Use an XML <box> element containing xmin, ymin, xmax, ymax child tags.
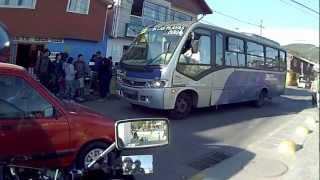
<box><xmin>0</xmin><ymin>74</ymin><xmax>69</xmax><ymax>166</ymax></box>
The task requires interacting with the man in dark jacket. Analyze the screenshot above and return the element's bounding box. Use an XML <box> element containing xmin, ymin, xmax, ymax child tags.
<box><xmin>97</xmin><ymin>57</ymin><xmax>113</xmax><ymax>101</ymax></box>
<box><xmin>38</xmin><ymin>49</ymin><xmax>51</xmax><ymax>89</ymax></box>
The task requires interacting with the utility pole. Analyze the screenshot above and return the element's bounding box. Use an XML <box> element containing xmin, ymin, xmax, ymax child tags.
<box><xmin>260</xmin><ymin>20</ymin><xmax>263</xmax><ymax>36</ymax></box>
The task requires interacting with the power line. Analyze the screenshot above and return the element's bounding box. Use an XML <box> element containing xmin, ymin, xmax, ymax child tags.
<box><xmin>278</xmin><ymin>0</ymin><xmax>317</xmax><ymax>17</ymax></box>
<box><xmin>212</xmin><ymin>10</ymin><xmax>264</xmax><ymax>28</ymax></box>
<box><xmin>288</xmin><ymin>0</ymin><xmax>319</xmax><ymax>14</ymax></box>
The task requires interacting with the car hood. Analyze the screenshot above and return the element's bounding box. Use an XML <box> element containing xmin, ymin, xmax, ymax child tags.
<box><xmin>62</xmin><ymin>101</ymin><xmax>111</xmax><ymax>120</ymax></box>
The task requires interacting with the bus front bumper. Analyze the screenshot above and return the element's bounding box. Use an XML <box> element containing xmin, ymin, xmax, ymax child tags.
<box><xmin>118</xmin><ymin>85</ymin><xmax>166</xmax><ymax>109</ymax></box>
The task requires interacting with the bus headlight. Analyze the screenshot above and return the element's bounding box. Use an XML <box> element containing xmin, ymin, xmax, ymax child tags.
<box><xmin>145</xmin><ymin>80</ymin><xmax>167</xmax><ymax>88</ymax></box>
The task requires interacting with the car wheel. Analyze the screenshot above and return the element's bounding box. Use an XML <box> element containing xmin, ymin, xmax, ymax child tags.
<box><xmin>76</xmin><ymin>141</ymin><xmax>110</xmax><ymax>170</ymax></box>
<box><xmin>254</xmin><ymin>90</ymin><xmax>267</xmax><ymax>107</ymax></box>
<box><xmin>169</xmin><ymin>93</ymin><xmax>192</xmax><ymax>119</ymax></box>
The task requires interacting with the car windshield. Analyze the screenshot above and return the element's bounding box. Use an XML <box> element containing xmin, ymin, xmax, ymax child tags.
<box><xmin>121</xmin><ymin>24</ymin><xmax>187</xmax><ymax>66</ymax></box>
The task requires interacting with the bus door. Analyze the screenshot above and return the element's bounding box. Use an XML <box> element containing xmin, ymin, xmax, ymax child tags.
<box><xmin>173</xmin><ymin>28</ymin><xmax>214</xmax><ymax>108</ymax></box>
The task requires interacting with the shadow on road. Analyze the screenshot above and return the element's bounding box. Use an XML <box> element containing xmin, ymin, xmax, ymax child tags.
<box><xmin>81</xmin><ymin>87</ymin><xmax>315</xmax><ymax>180</ymax></box>
<box><xmin>120</xmin><ymin>144</ymin><xmax>255</xmax><ymax>180</ymax></box>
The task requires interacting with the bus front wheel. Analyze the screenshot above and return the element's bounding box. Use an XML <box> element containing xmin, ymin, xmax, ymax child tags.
<box><xmin>254</xmin><ymin>90</ymin><xmax>268</xmax><ymax>107</ymax></box>
<box><xmin>169</xmin><ymin>93</ymin><xmax>192</xmax><ymax>119</ymax></box>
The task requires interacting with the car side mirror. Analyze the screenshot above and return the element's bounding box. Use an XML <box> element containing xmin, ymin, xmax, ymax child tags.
<box><xmin>115</xmin><ymin>118</ymin><xmax>169</xmax><ymax>150</ymax></box>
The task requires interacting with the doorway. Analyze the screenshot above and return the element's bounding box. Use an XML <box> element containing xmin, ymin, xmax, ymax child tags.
<box><xmin>16</xmin><ymin>43</ymin><xmax>44</xmax><ymax>69</ymax></box>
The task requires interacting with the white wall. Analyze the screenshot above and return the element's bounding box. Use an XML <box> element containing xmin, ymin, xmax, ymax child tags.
<box><xmin>106</xmin><ymin>38</ymin><xmax>132</xmax><ymax>62</ymax></box>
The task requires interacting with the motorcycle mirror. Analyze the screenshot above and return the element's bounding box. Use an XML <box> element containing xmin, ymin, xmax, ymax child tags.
<box><xmin>115</xmin><ymin>118</ymin><xmax>169</xmax><ymax>150</ymax></box>
<box><xmin>121</xmin><ymin>155</ymin><xmax>153</xmax><ymax>175</ymax></box>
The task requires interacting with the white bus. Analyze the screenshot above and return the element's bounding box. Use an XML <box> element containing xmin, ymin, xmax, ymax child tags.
<box><xmin>117</xmin><ymin>21</ymin><xmax>287</xmax><ymax>119</ymax></box>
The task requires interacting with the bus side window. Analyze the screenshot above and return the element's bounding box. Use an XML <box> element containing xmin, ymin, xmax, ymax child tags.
<box><xmin>266</xmin><ymin>47</ymin><xmax>279</xmax><ymax>71</ymax></box>
<box><xmin>177</xmin><ymin>30</ymin><xmax>212</xmax><ymax>79</ymax></box>
<box><xmin>279</xmin><ymin>51</ymin><xmax>286</xmax><ymax>71</ymax></box>
<box><xmin>179</xmin><ymin>32</ymin><xmax>211</xmax><ymax>65</ymax></box>
<box><xmin>225</xmin><ymin>37</ymin><xmax>245</xmax><ymax>67</ymax></box>
<box><xmin>215</xmin><ymin>33</ymin><xmax>223</xmax><ymax>66</ymax></box>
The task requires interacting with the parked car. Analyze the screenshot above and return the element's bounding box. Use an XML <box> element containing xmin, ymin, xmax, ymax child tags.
<box><xmin>297</xmin><ymin>76</ymin><xmax>311</xmax><ymax>89</ymax></box>
<box><xmin>0</xmin><ymin>62</ymin><xmax>115</xmax><ymax>170</ymax></box>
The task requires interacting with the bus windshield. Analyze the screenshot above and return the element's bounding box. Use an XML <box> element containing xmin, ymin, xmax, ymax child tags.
<box><xmin>121</xmin><ymin>24</ymin><xmax>187</xmax><ymax>66</ymax></box>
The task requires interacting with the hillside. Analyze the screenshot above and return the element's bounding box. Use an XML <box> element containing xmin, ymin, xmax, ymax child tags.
<box><xmin>283</xmin><ymin>44</ymin><xmax>319</xmax><ymax>63</ymax></box>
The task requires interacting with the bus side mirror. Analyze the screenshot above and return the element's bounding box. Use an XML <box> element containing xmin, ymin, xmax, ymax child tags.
<box><xmin>0</xmin><ymin>24</ymin><xmax>10</xmax><ymax>51</ymax></box>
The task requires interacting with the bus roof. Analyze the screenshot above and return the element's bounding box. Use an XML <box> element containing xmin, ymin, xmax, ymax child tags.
<box><xmin>151</xmin><ymin>21</ymin><xmax>284</xmax><ymax>51</ymax></box>
<box><xmin>196</xmin><ymin>21</ymin><xmax>282</xmax><ymax>49</ymax></box>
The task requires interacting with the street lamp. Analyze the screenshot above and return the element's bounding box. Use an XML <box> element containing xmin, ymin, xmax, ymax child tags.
<box><xmin>103</xmin><ymin>3</ymin><xmax>114</xmax><ymax>57</ymax></box>
<box><xmin>103</xmin><ymin>3</ymin><xmax>114</xmax><ymax>41</ymax></box>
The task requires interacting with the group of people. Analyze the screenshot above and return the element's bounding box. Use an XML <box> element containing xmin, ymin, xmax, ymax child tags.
<box><xmin>34</xmin><ymin>49</ymin><xmax>114</xmax><ymax>102</ymax></box>
<box><xmin>122</xmin><ymin>157</ymin><xmax>145</xmax><ymax>175</ymax></box>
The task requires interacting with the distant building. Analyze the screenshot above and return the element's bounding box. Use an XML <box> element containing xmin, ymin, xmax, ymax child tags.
<box><xmin>105</xmin><ymin>0</ymin><xmax>212</xmax><ymax>61</ymax></box>
<box><xmin>287</xmin><ymin>53</ymin><xmax>319</xmax><ymax>81</ymax></box>
<box><xmin>0</xmin><ymin>0</ymin><xmax>113</xmax><ymax>68</ymax></box>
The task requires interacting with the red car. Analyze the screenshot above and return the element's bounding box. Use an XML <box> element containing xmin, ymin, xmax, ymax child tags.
<box><xmin>0</xmin><ymin>62</ymin><xmax>115</xmax><ymax>170</ymax></box>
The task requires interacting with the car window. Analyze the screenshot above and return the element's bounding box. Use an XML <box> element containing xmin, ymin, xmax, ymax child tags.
<box><xmin>0</xmin><ymin>75</ymin><xmax>54</xmax><ymax>119</ymax></box>
<box><xmin>0</xmin><ymin>99</ymin><xmax>25</xmax><ymax>119</ymax></box>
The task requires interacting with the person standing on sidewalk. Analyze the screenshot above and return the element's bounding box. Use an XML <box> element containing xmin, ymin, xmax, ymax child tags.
<box><xmin>54</xmin><ymin>53</ymin><xmax>65</xmax><ymax>97</ymax></box>
<box><xmin>64</xmin><ymin>57</ymin><xmax>76</xmax><ymax>102</ymax></box>
<box><xmin>92</xmin><ymin>51</ymin><xmax>103</xmax><ymax>94</ymax></box>
<box><xmin>89</xmin><ymin>54</ymin><xmax>98</xmax><ymax>95</ymax></box>
<box><xmin>97</xmin><ymin>57</ymin><xmax>112</xmax><ymax>101</ymax></box>
<box><xmin>311</xmin><ymin>74</ymin><xmax>319</xmax><ymax>107</ymax></box>
<box><xmin>38</xmin><ymin>49</ymin><xmax>51</xmax><ymax>89</ymax></box>
<box><xmin>34</xmin><ymin>49</ymin><xmax>43</xmax><ymax>80</ymax></box>
<box><xmin>74</xmin><ymin>54</ymin><xmax>89</xmax><ymax>102</ymax></box>
<box><xmin>106</xmin><ymin>56</ymin><xmax>113</xmax><ymax>96</ymax></box>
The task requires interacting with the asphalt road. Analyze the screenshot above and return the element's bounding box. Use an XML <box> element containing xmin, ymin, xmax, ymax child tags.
<box><xmin>83</xmin><ymin>87</ymin><xmax>316</xmax><ymax>180</ymax></box>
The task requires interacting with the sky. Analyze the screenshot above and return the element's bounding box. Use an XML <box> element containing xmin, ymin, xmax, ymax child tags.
<box><xmin>203</xmin><ymin>0</ymin><xmax>319</xmax><ymax>46</ymax></box>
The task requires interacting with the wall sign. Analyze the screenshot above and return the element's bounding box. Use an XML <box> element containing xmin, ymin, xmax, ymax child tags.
<box><xmin>13</xmin><ymin>36</ymin><xmax>64</xmax><ymax>43</ymax></box>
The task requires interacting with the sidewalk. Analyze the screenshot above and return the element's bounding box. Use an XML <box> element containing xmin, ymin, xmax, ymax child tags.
<box><xmin>190</xmin><ymin>108</ymin><xmax>319</xmax><ymax>180</ymax></box>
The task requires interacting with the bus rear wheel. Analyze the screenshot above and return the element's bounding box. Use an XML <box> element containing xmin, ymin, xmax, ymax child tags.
<box><xmin>169</xmin><ymin>93</ymin><xmax>192</xmax><ymax>119</ymax></box>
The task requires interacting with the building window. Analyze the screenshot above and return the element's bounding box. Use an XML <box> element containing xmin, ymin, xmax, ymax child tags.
<box><xmin>130</xmin><ymin>1</ymin><xmax>193</xmax><ymax>27</ymax></box>
<box><xmin>143</xmin><ymin>1</ymin><xmax>167</xmax><ymax>23</ymax></box>
<box><xmin>0</xmin><ymin>0</ymin><xmax>36</xmax><ymax>8</ymax></box>
<box><xmin>67</xmin><ymin>0</ymin><xmax>90</xmax><ymax>14</ymax></box>
<box><xmin>168</xmin><ymin>10</ymin><xmax>193</xmax><ymax>22</ymax></box>
<box><xmin>131</xmin><ymin>0</ymin><xmax>144</xmax><ymax>16</ymax></box>
<box><xmin>246</xmin><ymin>41</ymin><xmax>265</xmax><ymax>69</ymax></box>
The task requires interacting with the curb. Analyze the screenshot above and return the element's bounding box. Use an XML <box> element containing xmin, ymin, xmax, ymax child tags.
<box><xmin>189</xmin><ymin>109</ymin><xmax>318</xmax><ymax>180</ymax></box>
